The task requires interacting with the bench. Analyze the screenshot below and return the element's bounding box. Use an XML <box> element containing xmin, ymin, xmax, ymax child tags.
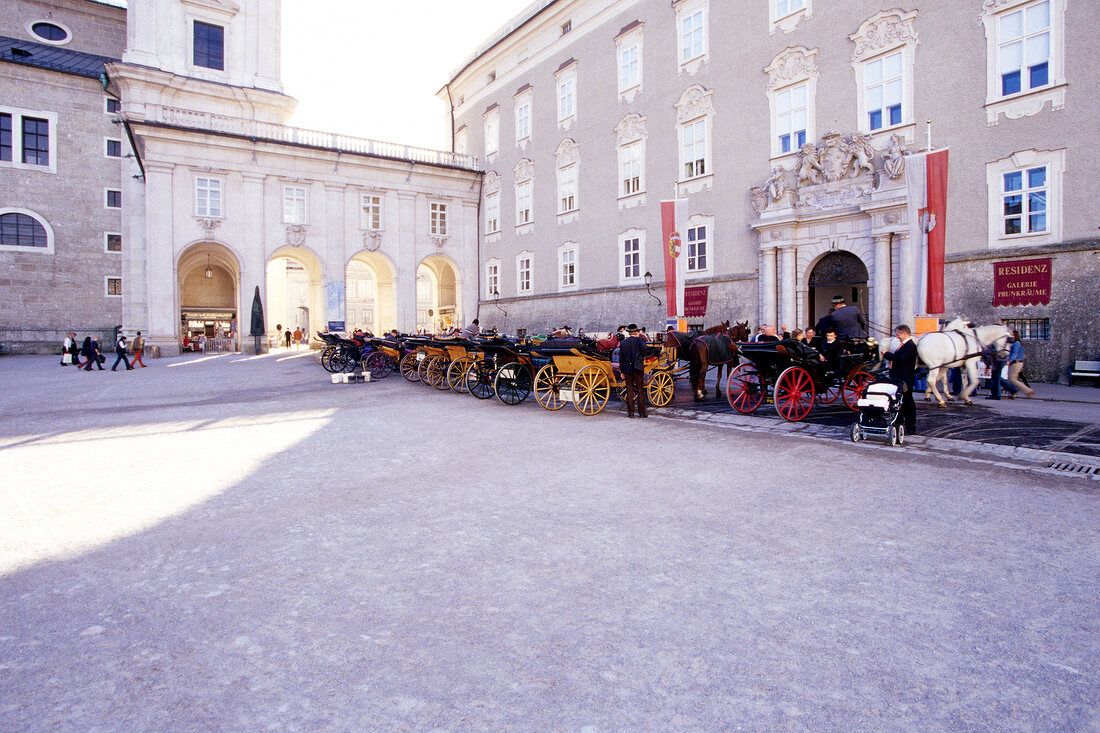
<box><xmin>1070</xmin><ymin>360</ymin><xmax>1100</xmax><ymax>385</ymax></box>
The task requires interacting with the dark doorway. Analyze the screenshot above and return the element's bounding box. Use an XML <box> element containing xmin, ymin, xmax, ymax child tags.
<box><xmin>807</xmin><ymin>251</ymin><xmax>868</xmax><ymax>326</ymax></box>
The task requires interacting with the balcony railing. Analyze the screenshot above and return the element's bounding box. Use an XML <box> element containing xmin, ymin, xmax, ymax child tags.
<box><xmin>155</xmin><ymin>106</ymin><xmax>481</xmax><ymax>172</ymax></box>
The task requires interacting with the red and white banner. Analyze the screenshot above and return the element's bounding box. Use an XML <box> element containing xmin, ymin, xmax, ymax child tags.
<box><xmin>660</xmin><ymin>198</ymin><xmax>687</xmax><ymax>318</ymax></box>
<box><xmin>906</xmin><ymin>149</ymin><xmax>949</xmax><ymax>315</ymax></box>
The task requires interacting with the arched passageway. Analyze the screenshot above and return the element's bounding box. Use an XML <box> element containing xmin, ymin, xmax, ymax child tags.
<box><xmin>178</xmin><ymin>242</ymin><xmax>240</xmax><ymax>351</ymax></box>
<box><xmin>417</xmin><ymin>255</ymin><xmax>460</xmax><ymax>333</ymax></box>
<box><xmin>346</xmin><ymin>251</ymin><xmax>396</xmax><ymax>334</ymax></box>
<box><xmin>266</xmin><ymin>246</ymin><xmax>323</xmax><ymax>345</ymax></box>
<box><xmin>807</xmin><ymin>251</ymin><xmax>869</xmax><ymax>326</ymax></box>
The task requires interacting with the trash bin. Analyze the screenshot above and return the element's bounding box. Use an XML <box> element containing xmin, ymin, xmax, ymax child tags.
<box><xmin>150</xmin><ymin>345</ymin><xmax>161</xmax><ymax>359</ymax></box>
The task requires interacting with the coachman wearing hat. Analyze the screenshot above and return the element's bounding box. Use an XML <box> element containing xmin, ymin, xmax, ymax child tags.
<box><xmin>619</xmin><ymin>324</ymin><xmax>648</xmax><ymax>418</ymax></box>
<box><xmin>827</xmin><ymin>294</ymin><xmax>868</xmax><ymax>339</ymax></box>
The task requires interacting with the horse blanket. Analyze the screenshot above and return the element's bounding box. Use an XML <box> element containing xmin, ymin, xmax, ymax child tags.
<box><xmin>667</xmin><ymin>331</ymin><xmax>695</xmax><ymax>357</ymax></box>
<box><xmin>696</xmin><ymin>334</ymin><xmax>737</xmax><ymax>364</ymax></box>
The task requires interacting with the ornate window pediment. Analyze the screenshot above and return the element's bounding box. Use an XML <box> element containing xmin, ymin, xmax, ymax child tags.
<box><xmin>555</xmin><ymin>138</ymin><xmax>579</xmax><ymax>168</ymax></box>
<box><xmin>484</xmin><ymin>171</ymin><xmax>501</xmax><ymax>195</ymax></box>
<box><xmin>675</xmin><ymin>84</ymin><xmax>715</xmax><ymax>123</ymax></box>
<box><xmin>615</xmin><ymin>113</ymin><xmax>648</xmax><ymax>145</ymax></box>
<box><xmin>765</xmin><ymin>46</ymin><xmax>819</xmax><ymax>90</ymax></box>
<box><xmin>513</xmin><ymin>158</ymin><xmax>534</xmax><ymax>183</ymax></box>
<box><xmin>850</xmin><ymin>9</ymin><xmax>919</xmax><ymax>61</ymax></box>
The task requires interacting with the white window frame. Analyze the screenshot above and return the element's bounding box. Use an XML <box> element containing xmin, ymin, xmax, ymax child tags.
<box><xmin>0</xmin><ymin>107</ymin><xmax>58</xmax><ymax>174</ymax></box>
<box><xmin>484</xmin><ymin>190</ymin><xmax>500</xmax><ymax>235</ymax></box>
<box><xmin>619</xmin><ymin>229</ymin><xmax>646</xmax><ymax>285</ymax></box>
<box><xmin>104</xmin><ymin>97</ymin><xmax>121</xmax><ymax>115</ymax></box>
<box><xmin>765</xmin><ymin>47</ymin><xmax>818</xmax><ymax>160</ymax></box>
<box><xmin>484</xmin><ymin>106</ymin><xmax>500</xmax><ymax>158</ymax></box>
<box><xmin>105</xmin><ymin>188</ymin><xmax>122</xmax><ymax>209</ymax></box>
<box><xmin>454</xmin><ymin>125</ymin><xmax>468</xmax><ymax>155</ymax></box>
<box><xmin>514</xmin><ymin>87</ymin><xmax>533</xmax><ymax>146</ymax></box>
<box><xmin>558</xmin><ymin>242</ymin><xmax>577</xmax><ymax>292</ymax></box>
<box><xmin>486</xmin><ymin>258</ymin><xmax>501</xmax><ymax>298</ymax></box>
<box><xmin>981</xmin><ymin>0</ymin><xmax>1066</xmax><ymax>125</ymax></box>
<box><xmin>105</xmin><ymin>276</ymin><xmax>122</xmax><ymax>298</ymax></box>
<box><xmin>681</xmin><ymin>117</ymin><xmax>708</xmax><ymax>180</ymax></box>
<box><xmin>555</xmin><ymin>61</ymin><xmax>577</xmax><ymax>129</ymax></box>
<box><xmin>675</xmin><ymin>0</ymin><xmax>708</xmax><ymax>72</ymax></box>
<box><xmin>616</xmin><ymin>23</ymin><xmax>644</xmax><ymax>102</ymax></box>
<box><xmin>283</xmin><ymin>185</ymin><xmax>308</xmax><ymax>224</ymax></box>
<box><xmin>189</xmin><ymin>17</ymin><xmax>227</xmax><ymax>77</ymax></box>
<box><xmin>516</xmin><ymin>252</ymin><xmax>533</xmax><ymax>294</ymax></box>
<box><xmin>770</xmin><ymin>0</ymin><xmax>811</xmax><ymax>34</ymax></box>
<box><xmin>986</xmin><ymin>148</ymin><xmax>1064</xmax><ymax>249</ymax></box>
<box><xmin>675</xmin><ymin>85</ymin><xmax>714</xmax><ymax>191</ymax></box>
<box><xmin>430</xmin><ymin>202</ymin><xmax>448</xmax><ymax>236</ymax></box>
<box><xmin>850</xmin><ymin>10</ymin><xmax>918</xmax><ymax>139</ymax></box>
<box><xmin>194</xmin><ymin>176</ymin><xmax>223</xmax><ymax>218</ymax></box>
<box><xmin>360</xmin><ymin>193</ymin><xmax>383</xmax><ymax>230</ymax></box>
<box><xmin>0</xmin><ymin>207</ymin><xmax>55</xmax><ymax>254</ymax></box>
<box><xmin>685</xmin><ymin>215</ymin><xmax>713</xmax><ymax>275</ymax></box>
<box><xmin>26</xmin><ymin>18</ymin><xmax>73</xmax><ymax>46</ymax></box>
<box><xmin>557</xmin><ymin>164</ymin><xmax>577</xmax><ymax>214</ymax></box>
<box><xmin>104</xmin><ymin>137</ymin><xmax>123</xmax><ymax>159</ymax></box>
<box><xmin>774</xmin><ymin>83</ymin><xmax>809</xmax><ymax>156</ymax></box>
<box><xmin>620</xmin><ymin>141</ymin><xmax>644</xmax><ymax>198</ymax></box>
<box><xmin>105</xmin><ymin>231</ymin><xmax>122</xmax><ymax>254</ymax></box>
<box><xmin>515</xmin><ymin>180</ymin><xmax>532</xmax><ymax>227</ymax></box>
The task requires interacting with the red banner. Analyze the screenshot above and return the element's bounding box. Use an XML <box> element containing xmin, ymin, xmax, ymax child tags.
<box><xmin>925</xmin><ymin>149</ymin><xmax>949</xmax><ymax>314</ymax></box>
<box><xmin>684</xmin><ymin>286</ymin><xmax>708</xmax><ymax>317</ymax></box>
<box><xmin>660</xmin><ymin>199</ymin><xmax>686</xmax><ymax>317</ymax></box>
<box><xmin>993</xmin><ymin>258</ymin><xmax>1052</xmax><ymax>306</ymax></box>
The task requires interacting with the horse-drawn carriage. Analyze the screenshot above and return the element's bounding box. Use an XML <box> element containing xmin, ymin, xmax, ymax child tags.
<box><xmin>462</xmin><ymin>336</ymin><xmax>540</xmax><ymax>404</ymax></box>
<box><xmin>725</xmin><ymin>338</ymin><xmax>879</xmax><ymax>421</ymax></box>
<box><xmin>531</xmin><ymin>340</ymin><xmax>675</xmax><ymax>415</ymax></box>
<box><xmin>398</xmin><ymin>336</ymin><xmax>481</xmax><ymax>391</ymax></box>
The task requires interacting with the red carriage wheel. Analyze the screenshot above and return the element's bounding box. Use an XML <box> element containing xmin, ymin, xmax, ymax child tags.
<box><xmin>817</xmin><ymin>378</ymin><xmax>841</xmax><ymax>404</ymax></box>
<box><xmin>726</xmin><ymin>363</ymin><xmax>765</xmax><ymax>414</ymax></box>
<box><xmin>842</xmin><ymin>370</ymin><xmax>874</xmax><ymax>411</ymax></box>
<box><xmin>774</xmin><ymin>366</ymin><xmax>815</xmax><ymax>422</ymax></box>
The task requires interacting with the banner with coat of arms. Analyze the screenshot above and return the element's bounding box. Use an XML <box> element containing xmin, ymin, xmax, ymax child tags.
<box><xmin>660</xmin><ymin>198</ymin><xmax>687</xmax><ymax>318</ymax></box>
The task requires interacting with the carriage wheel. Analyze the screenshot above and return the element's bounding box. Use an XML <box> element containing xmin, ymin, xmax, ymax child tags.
<box><xmin>726</xmin><ymin>364</ymin><xmax>765</xmax><ymax>414</ymax></box>
<box><xmin>427</xmin><ymin>356</ymin><xmax>451</xmax><ymax>390</ymax></box>
<box><xmin>363</xmin><ymin>351</ymin><xmax>393</xmax><ymax>380</ymax></box>
<box><xmin>320</xmin><ymin>345</ymin><xmax>338</xmax><ymax>372</ymax></box>
<box><xmin>399</xmin><ymin>352</ymin><xmax>421</xmax><ymax>382</ymax></box>
<box><xmin>313</xmin><ymin>347</ymin><xmax>325</xmax><ymax>366</ymax></box>
<box><xmin>842</xmin><ymin>371</ymin><xmax>874</xmax><ymax>411</ymax></box>
<box><xmin>329</xmin><ymin>348</ymin><xmax>355</xmax><ymax>373</ymax></box>
<box><xmin>494</xmin><ymin>362</ymin><xmax>532</xmax><ymax>405</ymax></box>
<box><xmin>572</xmin><ymin>366</ymin><xmax>611</xmax><ymax>416</ymax></box>
<box><xmin>774</xmin><ymin>366</ymin><xmax>815</xmax><ymax>422</ymax></box>
<box><xmin>533</xmin><ymin>365</ymin><xmax>566</xmax><ymax>410</ymax></box>
<box><xmin>817</xmin><ymin>379</ymin><xmax>841</xmax><ymax>404</ymax></box>
<box><xmin>646</xmin><ymin>370</ymin><xmax>675</xmax><ymax>408</ymax></box>
<box><xmin>447</xmin><ymin>356</ymin><xmax>474</xmax><ymax>393</ymax></box>
<box><xmin>466</xmin><ymin>359</ymin><xmax>495</xmax><ymax>399</ymax></box>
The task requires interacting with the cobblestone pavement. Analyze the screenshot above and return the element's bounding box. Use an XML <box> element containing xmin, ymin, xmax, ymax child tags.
<box><xmin>1</xmin><ymin>353</ymin><xmax>1099</xmax><ymax>731</ymax></box>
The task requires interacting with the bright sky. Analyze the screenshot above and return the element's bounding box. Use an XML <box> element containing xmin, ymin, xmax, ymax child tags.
<box><xmin>281</xmin><ymin>0</ymin><xmax>531</xmax><ymax>152</ymax></box>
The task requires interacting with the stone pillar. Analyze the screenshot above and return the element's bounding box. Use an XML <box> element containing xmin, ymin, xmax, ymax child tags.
<box><xmin>324</xmin><ymin>182</ymin><xmax>347</xmax><ymax>329</ymax></box>
<box><xmin>396</xmin><ymin>191</ymin><xmax>419</xmax><ymax>332</ymax></box>
<box><xmin>121</xmin><ymin>147</ymin><xmax>148</xmax><ymax>335</ymax></box>
<box><xmin>241</xmin><ymin>172</ymin><xmax>267</xmax><ymax>353</ymax></box>
<box><xmin>760</xmin><ymin>246</ymin><xmax>778</xmax><ymax>330</ymax></box>
<box><xmin>780</xmin><ymin>246</ymin><xmax>796</xmax><ymax>333</ymax></box>
<box><xmin>873</xmin><ymin>233</ymin><xmax>892</xmax><ymax>334</ymax></box>
<box><xmin>897</xmin><ymin>231</ymin><xmax>916</xmax><ymax>326</ymax></box>
<box><xmin>143</xmin><ymin>161</ymin><xmax>179</xmax><ymax>355</ymax></box>
<box><xmin>460</xmin><ymin>197</ymin><xmax>479</xmax><ymax>324</ymax></box>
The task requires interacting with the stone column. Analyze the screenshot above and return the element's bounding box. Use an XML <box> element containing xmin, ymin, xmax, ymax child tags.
<box><xmin>241</xmin><ymin>172</ymin><xmax>267</xmax><ymax>353</ymax></box>
<box><xmin>324</xmin><ymin>182</ymin><xmax>347</xmax><ymax>329</ymax></box>
<box><xmin>143</xmin><ymin>161</ymin><xmax>178</xmax><ymax>355</ymax></box>
<box><xmin>760</xmin><ymin>246</ymin><xmax>778</xmax><ymax>330</ymax></box>
<box><xmin>780</xmin><ymin>246</ymin><xmax>796</xmax><ymax>333</ymax></box>
<box><xmin>897</xmin><ymin>231</ymin><xmax>916</xmax><ymax>326</ymax></box>
<box><xmin>873</xmin><ymin>233</ymin><xmax>892</xmax><ymax>334</ymax></box>
<box><xmin>395</xmin><ymin>191</ymin><xmax>419</xmax><ymax>332</ymax></box>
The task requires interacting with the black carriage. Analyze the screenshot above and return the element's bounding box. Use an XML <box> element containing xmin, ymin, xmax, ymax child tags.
<box><xmin>725</xmin><ymin>338</ymin><xmax>879</xmax><ymax>422</ymax></box>
<box><xmin>463</xmin><ymin>335</ymin><xmax>538</xmax><ymax>404</ymax></box>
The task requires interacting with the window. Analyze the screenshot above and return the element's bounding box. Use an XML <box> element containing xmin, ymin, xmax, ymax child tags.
<box><xmin>687</xmin><ymin>225</ymin><xmax>707</xmax><ymax>271</ymax></box>
<box><xmin>557</xmin><ymin>165</ymin><xmax>577</xmax><ymax>214</ymax></box>
<box><xmin>0</xmin><ymin>114</ymin><xmax>9</xmax><ymax>162</ymax></box>
<box><xmin>195</xmin><ymin>177</ymin><xmax>222</xmax><ymax>217</ymax></box>
<box><xmin>616</xmin><ymin>22</ymin><xmax>644</xmax><ymax>99</ymax></box>
<box><xmin>517</xmin><ymin>254</ymin><xmax>532</xmax><ymax>293</ymax></box>
<box><xmin>623</xmin><ymin>237</ymin><xmax>641</xmax><ymax>279</ymax></box>
<box><xmin>514</xmin><ymin>89</ymin><xmax>532</xmax><ymax>144</ymax></box>
<box><xmin>106</xmin><ymin>277</ymin><xmax>122</xmax><ymax>297</ymax></box>
<box><xmin>1001</xmin><ymin>166</ymin><xmax>1047</xmax><ymax>236</ymax></box>
<box><xmin>106</xmin><ymin>139</ymin><xmax>122</xmax><ymax>158</ymax></box>
<box><xmin>558</xmin><ymin>73</ymin><xmax>575</xmax><ymax>124</ymax></box>
<box><xmin>485</xmin><ymin>191</ymin><xmax>500</xmax><ymax>234</ymax></box>
<box><xmin>620</xmin><ymin>142</ymin><xmax>642</xmax><ymax>196</ymax></box>
<box><xmin>775</xmin><ymin>83</ymin><xmax>808</xmax><ymax>154</ymax></box>
<box><xmin>682</xmin><ymin>118</ymin><xmax>707</xmax><ymax>179</ymax></box>
<box><xmin>484</xmin><ymin>106</ymin><xmax>499</xmax><ymax>157</ymax></box>
<box><xmin>1002</xmin><ymin>318</ymin><xmax>1050</xmax><ymax>340</ymax></box>
<box><xmin>22</xmin><ymin>117</ymin><xmax>49</xmax><ymax>166</ymax></box>
<box><xmin>106</xmin><ymin>189</ymin><xmax>122</xmax><ymax>209</ymax></box>
<box><xmin>105</xmin><ymin>232</ymin><xmax>122</xmax><ymax>253</ymax></box>
<box><xmin>283</xmin><ymin>186</ymin><xmax>307</xmax><ymax>224</ymax></box>
<box><xmin>771</xmin><ymin>0</ymin><xmax>811</xmax><ymax>32</ymax></box>
<box><xmin>430</xmin><ymin>202</ymin><xmax>447</xmax><ymax>235</ymax></box>
<box><xmin>864</xmin><ymin>51</ymin><xmax>903</xmax><ymax>131</ymax></box>
<box><xmin>561</xmin><ymin>20</ymin><xmax>572</xmax><ymax>34</ymax></box>
<box><xmin>559</xmin><ymin>245</ymin><xmax>576</xmax><ymax>289</ymax></box>
<box><xmin>620</xmin><ymin>44</ymin><xmax>640</xmax><ymax>92</ymax></box>
<box><xmin>680</xmin><ymin>8</ymin><xmax>705</xmax><ymax>64</ymax></box>
<box><xmin>486</xmin><ymin>260</ymin><xmax>500</xmax><ymax>297</ymax></box>
<box><xmin>105</xmin><ymin>98</ymin><xmax>121</xmax><ymax>115</ymax></box>
<box><xmin>0</xmin><ymin>108</ymin><xmax>56</xmax><ymax>171</ymax></box>
<box><xmin>193</xmin><ymin>21</ymin><xmax>224</xmax><ymax>71</ymax></box>
<box><xmin>516</xmin><ymin>180</ymin><xmax>532</xmax><ymax>225</ymax></box>
<box><xmin>776</xmin><ymin>0</ymin><xmax>804</xmax><ymax>17</ymax></box>
<box><xmin>998</xmin><ymin>1</ymin><xmax>1050</xmax><ymax>96</ymax></box>
<box><xmin>31</xmin><ymin>21</ymin><xmax>69</xmax><ymax>43</ymax></box>
<box><xmin>0</xmin><ymin>212</ymin><xmax>48</xmax><ymax>248</ymax></box>
<box><xmin>361</xmin><ymin>194</ymin><xmax>382</xmax><ymax>230</ymax></box>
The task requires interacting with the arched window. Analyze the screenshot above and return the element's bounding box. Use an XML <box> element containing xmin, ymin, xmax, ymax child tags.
<box><xmin>0</xmin><ymin>211</ymin><xmax>51</xmax><ymax>251</ymax></box>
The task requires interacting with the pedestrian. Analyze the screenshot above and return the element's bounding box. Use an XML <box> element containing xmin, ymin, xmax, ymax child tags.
<box><xmin>619</xmin><ymin>323</ymin><xmax>648</xmax><ymax>418</ymax></box>
<box><xmin>1006</xmin><ymin>330</ymin><xmax>1035</xmax><ymax>397</ymax></box>
<box><xmin>82</xmin><ymin>336</ymin><xmax>104</xmax><ymax>371</ymax></box>
<box><xmin>284</xmin><ymin>328</ymin><xmax>292</xmax><ymax>348</ymax></box>
<box><xmin>68</xmin><ymin>333</ymin><xmax>81</xmax><ymax>366</ymax></box>
<box><xmin>293</xmin><ymin>327</ymin><xmax>302</xmax><ymax>349</ymax></box>
<box><xmin>60</xmin><ymin>332</ymin><xmax>75</xmax><ymax>366</ymax></box>
<box><xmin>882</xmin><ymin>324</ymin><xmax>918</xmax><ymax>436</ymax></box>
<box><xmin>112</xmin><ymin>334</ymin><xmax>134</xmax><ymax>371</ymax></box>
<box><xmin>131</xmin><ymin>330</ymin><xmax>146</xmax><ymax>368</ymax></box>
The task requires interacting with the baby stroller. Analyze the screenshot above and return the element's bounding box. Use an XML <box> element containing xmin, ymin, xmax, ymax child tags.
<box><xmin>850</xmin><ymin>376</ymin><xmax>905</xmax><ymax>446</ymax></box>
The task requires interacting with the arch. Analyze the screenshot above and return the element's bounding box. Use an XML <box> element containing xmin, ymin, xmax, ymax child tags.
<box><xmin>178</xmin><ymin>241</ymin><xmax>241</xmax><ymax>349</ymax></box>
<box><xmin>346</xmin><ymin>249</ymin><xmax>397</xmax><ymax>334</ymax></box>
<box><xmin>416</xmin><ymin>253</ymin><xmax>463</xmax><ymax>333</ymax></box>
<box><xmin>265</xmin><ymin>245</ymin><xmax>324</xmax><ymax>341</ymax></box>
<box><xmin>805</xmin><ymin>249</ymin><xmax>869</xmax><ymax>327</ymax></box>
<box><xmin>0</xmin><ymin>208</ymin><xmax>55</xmax><ymax>253</ymax></box>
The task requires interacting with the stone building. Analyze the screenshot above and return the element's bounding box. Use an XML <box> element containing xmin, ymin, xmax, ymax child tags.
<box><xmin>442</xmin><ymin>0</ymin><xmax>1100</xmax><ymax>381</ymax></box>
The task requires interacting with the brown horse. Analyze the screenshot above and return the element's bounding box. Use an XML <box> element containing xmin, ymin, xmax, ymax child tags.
<box><xmin>663</xmin><ymin>321</ymin><xmax>729</xmax><ymax>366</ymax></box>
<box><xmin>687</xmin><ymin>320</ymin><xmax>750</xmax><ymax>400</ymax></box>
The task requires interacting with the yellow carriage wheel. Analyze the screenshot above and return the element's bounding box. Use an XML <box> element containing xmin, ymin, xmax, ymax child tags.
<box><xmin>428</xmin><ymin>356</ymin><xmax>451</xmax><ymax>391</ymax></box>
<box><xmin>399</xmin><ymin>352</ymin><xmax>421</xmax><ymax>382</ymax></box>
<box><xmin>646</xmin><ymin>370</ymin><xmax>675</xmax><ymax>408</ymax></box>
<box><xmin>447</xmin><ymin>356</ymin><xmax>474</xmax><ymax>393</ymax></box>
<box><xmin>533</xmin><ymin>365</ymin><xmax>566</xmax><ymax>411</ymax></box>
<box><xmin>572</xmin><ymin>365</ymin><xmax>611</xmax><ymax>416</ymax></box>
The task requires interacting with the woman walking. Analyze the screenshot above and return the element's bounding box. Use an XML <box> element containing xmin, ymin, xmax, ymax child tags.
<box><xmin>81</xmin><ymin>336</ymin><xmax>104</xmax><ymax>371</ymax></box>
<box><xmin>1006</xmin><ymin>330</ymin><xmax>1035</xmax><ymax>397</ymax></box>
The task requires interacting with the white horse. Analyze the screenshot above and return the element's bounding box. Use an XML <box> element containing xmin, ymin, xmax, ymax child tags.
<box><xmin>916</xmin><ymin>319</ymin><xmax>1011</xmax><ymax>407</ymax></box>
<box><xmin>882</xmin><ymin>334</ymin><xmax>952</xmax><ymax>401</ymax></box>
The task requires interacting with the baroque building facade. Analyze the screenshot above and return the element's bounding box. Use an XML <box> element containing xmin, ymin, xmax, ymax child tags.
<box><xmin>1</xmin><ymin>0</ymin><xmax>482</xmax><ymax>356</ymax></box>
<box><xmin>442</xmin><ymin>0</ymin><xmax>1099</xmax><ymax>382</ymax></box>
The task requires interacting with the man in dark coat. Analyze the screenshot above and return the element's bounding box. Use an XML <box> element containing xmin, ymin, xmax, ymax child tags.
<box><xmin>883</xmin><ymin>324</ymin><xmax>918</xmax><ymax>435</ymax></box>
<box><xmin>829</xmin><ymin>294</ymin><xmax>868</xmax><ymax>339</ymax></box>
<box><xmin>618</xmin><ymin>324</ymin><xmax>648</xmax><ymax>418</ymax></box>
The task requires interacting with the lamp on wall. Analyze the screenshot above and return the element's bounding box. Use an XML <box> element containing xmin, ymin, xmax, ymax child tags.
<box><xmin>492</xmin><ymin>288</ymin><xmax>507</xmax><ymax>316</ymax></box>
<box><xmin>204</xmin><ymin>254</ymin><xmax>213</xmax><ymax>280</ymax></box>
<box><xmin>643</xmin><ymin>270</ymin><xmax>661</xmax><ymax>306</ymax></box>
